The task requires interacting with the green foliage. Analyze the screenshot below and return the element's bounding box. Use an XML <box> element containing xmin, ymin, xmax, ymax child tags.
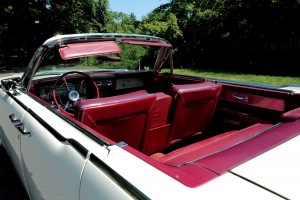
<box><xmin>141</xmin><ymin>12</ymin><xmax>183</xmax><ymax>40</ymax></box>
<box><xmin>105</xmin><ymin>12</ymin><xmax>139</xmax><ymax>33</ymax></box>
<box><xmin>0</xmin><ymin>0</ymin><xmax>109</xmax><ymax>66</ymax></box>
<box><xmin>78</xmin><ymin>44</ymin><xmax>153</xmax><ymax>71</ymax></box>
<box><xmin>139</xmin><ymin>0</ymin><xmax>300</xmax><ymax>75</ymax></box>
<box><xmin>174</xmin><ymin>68</ymin><xmax>300</xmax><ymax>86</ymax></box>
<box><xmin>1</xmin><ymin>0</ymin><xmax>300</xmax><ymax>76</ymax></box>
<box><xmin>47</xmin><ymin>0</ymin><xmax>108</xmax><ymax>34</ymax></box>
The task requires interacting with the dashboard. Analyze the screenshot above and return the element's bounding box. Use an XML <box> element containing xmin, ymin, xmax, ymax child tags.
<box><xmin>39</xmin><ymin>83</ymin><xmax>85</xmax><ymax>101</ymax></box>
<box><xmin>30</xmin><ymin>71</ymin><xmax>154</xmax><ymax>102</ymax></box>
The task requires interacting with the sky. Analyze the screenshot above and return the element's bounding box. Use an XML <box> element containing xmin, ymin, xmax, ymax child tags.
<box><xmin>108</xmin><ymin>0</ymin><xmax>169</xmax><ymax>21</ymax></box>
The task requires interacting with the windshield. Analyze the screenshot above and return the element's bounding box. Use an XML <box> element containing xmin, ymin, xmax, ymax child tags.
<box><xmin>35</xmin><ymin>41</ymin><xmax>169</xmax><ymax>78</ymax></box>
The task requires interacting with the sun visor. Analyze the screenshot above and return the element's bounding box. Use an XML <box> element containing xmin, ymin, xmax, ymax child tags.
<box><xmin>59</xmin><ymin>41</ymin><xmax>121</xmax><ymax>60</ymax></box>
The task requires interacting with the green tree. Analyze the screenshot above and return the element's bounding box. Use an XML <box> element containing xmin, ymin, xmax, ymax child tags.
<box><xmin>0</xmin><ymin>0</ymin><xmax>109</xmax><ymax>66</ymax></box>
<box><xmin>141</xmin><ymin>0</ymin><xmax>300</xmax><ymax>74</ymax></box>
<box><xmin>47</xmin><ymin>0</ymin><xmax>108</xmax><ymax>34</ymax></box>
<box><xmin>105</xmin><ymin>11</ymin><xmax>139</xmax><ymax>33</ymax></box>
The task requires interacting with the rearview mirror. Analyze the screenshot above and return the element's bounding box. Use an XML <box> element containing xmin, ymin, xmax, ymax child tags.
<box><xmin>97</xmin><ymin>55</ymin><xmax>121</xmax><ymax>62</ymax></box>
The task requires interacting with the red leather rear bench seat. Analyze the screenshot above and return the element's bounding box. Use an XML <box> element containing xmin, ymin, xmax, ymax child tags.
<box><xmin>152</xmin><ymin>123</ymin><xmax>273</xmax><ymax>165</ymax></box>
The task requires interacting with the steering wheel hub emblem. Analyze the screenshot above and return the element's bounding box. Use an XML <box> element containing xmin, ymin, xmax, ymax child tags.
<box><xmin>68</xmin><ymin>90</ymin><xmax>80</xmax><ymax>102</ymax></box>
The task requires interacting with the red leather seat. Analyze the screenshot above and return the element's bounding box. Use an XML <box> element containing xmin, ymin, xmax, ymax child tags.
<box><xmin>279</xmin><ymin>107</ymin><xmax>300</xmax><ymax>122</ymax></box>
<box><xmin>153</xmin><ymin>123</ymin><xmax>273</xmax><ymax>165</ymax></box>
<box><xmin>141</xmin><ymin>92</ymin><xmax>172</xmax><ymax>155</ymax></box>
<box><xmin>167</xmin><ymin>82</ymin><xmax>222</xmax><ymax>147</ymax></box>
<box><xmin>75</xmin><ymin>90</ymin><xmax>156</xmax><ymax>150</ymax></box>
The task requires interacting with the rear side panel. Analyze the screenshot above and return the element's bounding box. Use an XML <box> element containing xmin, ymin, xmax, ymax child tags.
<box><xmin>216</xmin><ymin>83</ymin><xmax>300</xmax><ymax>130</ymax></box>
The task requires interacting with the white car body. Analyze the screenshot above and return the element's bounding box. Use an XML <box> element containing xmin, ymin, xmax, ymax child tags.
<box><xmin>0</xmin><ymin>33</ymin><xmax>300</xmax><ymax>199</ymax></box>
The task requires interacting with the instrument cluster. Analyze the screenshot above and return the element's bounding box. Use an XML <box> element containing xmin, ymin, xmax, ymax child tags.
<box><xmin>39</xmin><ymin>83</ymin><xmax>86</xmax><ymax>101</ymax></box>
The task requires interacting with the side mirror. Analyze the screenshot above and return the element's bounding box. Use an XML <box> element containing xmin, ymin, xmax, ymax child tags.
<box><xmin>1</xmin><ymin>77</ymin><xmax>20</xmax><ymax>92</ymax></box>
<box><xmin>1</xmin><ymin>79</ymin><xmax>14</xmax><ymax>92</ymax></box>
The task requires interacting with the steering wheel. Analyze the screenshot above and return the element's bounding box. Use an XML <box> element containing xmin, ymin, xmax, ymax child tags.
<box><xmin>52</xmin><ymin>71</ymin><xmax>99</xmax><ymax>116</ymax></box>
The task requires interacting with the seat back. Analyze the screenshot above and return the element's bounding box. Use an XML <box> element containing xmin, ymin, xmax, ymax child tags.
<box><xmin>76</xmin><ymin>90</ymin><xmax>156</xmax><ymax>150</ymax></box>
<box><xmin>167</xmin><ymin>82</ymin><xmax>222</xmax><ymax>147</ymax></box>
<box><xmin>141</xmin><ymin>92</ymin><xmax>172</xmax><ymax>155</ymax></box>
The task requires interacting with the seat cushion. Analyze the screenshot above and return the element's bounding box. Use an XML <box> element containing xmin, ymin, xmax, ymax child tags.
<box><xmin>154</xmin><ymin>123</ymin><xmax>273</xmax><ymax>165</ymax></box>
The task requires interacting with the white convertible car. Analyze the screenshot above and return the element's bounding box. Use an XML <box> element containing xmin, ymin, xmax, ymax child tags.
<box><xmin>0</xmin><ymin>33</ymin><xmax>300</xmax><ymax>199</ymax></box>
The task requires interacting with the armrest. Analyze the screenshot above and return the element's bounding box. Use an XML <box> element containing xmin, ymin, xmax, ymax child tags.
<box><xmin>280</xmin><ymin>107</ymin><xmax>300</xmax><ymax>122</ymax></box>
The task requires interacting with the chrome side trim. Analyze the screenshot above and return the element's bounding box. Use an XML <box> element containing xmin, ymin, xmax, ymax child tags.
<box><xmin>6</xmin><ymin>92</ymin><xmax>90</xmax><ymax>157</ymax></box>
<box><xmin>229</xmin><ymin>171</ymin><xmax>289</xmax><ymax>200</ymax></box>
<box><xmin>177</xmin><ymin>85</ymin><xmax>213</xmax><ymax>94</ymax></box>
<box><xmin>89</xmin><ymin>153</ymin><xmax>150</xmax><ymax>200</ymax></box>
<box><xmin>28</xmin><ymin>93</ymin><xmax>109</xmax><ymax>146</ymax></box>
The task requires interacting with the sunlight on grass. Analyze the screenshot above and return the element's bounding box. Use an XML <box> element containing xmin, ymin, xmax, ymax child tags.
<box><xmin>173</xmin><ymin>68</ymin><xmax>300</xmax><ymax>86</ymax></box>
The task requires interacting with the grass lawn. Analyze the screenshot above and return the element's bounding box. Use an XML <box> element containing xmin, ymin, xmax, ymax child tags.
<box><xmin>173</xmin><ymin>68</ymin><xmax>300</xmax><ymax>86</ymax></box>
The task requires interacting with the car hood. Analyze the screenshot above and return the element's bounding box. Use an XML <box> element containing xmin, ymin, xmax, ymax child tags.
<box><xmin>231</xmin><ymin>133</ymin><xmax>300</xmax><ymax>199</ymax></box>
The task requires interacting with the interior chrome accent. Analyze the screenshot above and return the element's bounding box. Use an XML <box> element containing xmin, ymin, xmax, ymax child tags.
<box><xmin>115</xmin><ymin>141</ymin><xmax>128</xmax><ymax>148</ymax></box>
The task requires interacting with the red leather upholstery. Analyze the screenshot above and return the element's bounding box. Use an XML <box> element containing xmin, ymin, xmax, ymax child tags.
<box><xmin>154</xmin><ymin>123</ymin><xmax>273</xmax><ymax>165</ymax></box>
<box><xmin>141</xmin><ymin>92</ymin><xmax>172</xmax><ymax>155</ymax></box>
<box><xmin>75</xmin><ymin>90</ymin><xmax>156</xmax><ymax>150</ymax></box>
<box><xmin>280</xmin><ymin>107</ymin><xmax>300</xmax><ymax>122</ymax></box>
<box><xmin>167</xmin><ymin>82</ymin><xmax>222</xmax><ymax>147</ymax></box>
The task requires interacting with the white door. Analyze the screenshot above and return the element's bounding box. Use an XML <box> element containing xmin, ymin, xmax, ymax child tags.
<box><xmin>80</xmin><ymin>159</ymin><xmax>136</xmax><ymax>200</ymax></box>
<box><xmin>0</xmin><ymin>91</ymin><xmax>27</xmax><ymax>187</ymax></box>
<box><xmin>20</xmin><ymin>95</ymin><xmax>87</xmax><ymax>199</ymax></box>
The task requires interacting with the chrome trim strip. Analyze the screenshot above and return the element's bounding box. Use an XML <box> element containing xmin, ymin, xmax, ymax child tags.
<box><xmin>212</xmin><ymin>78</ymin><xmax>298</xmax><ymax>95</ymax></box>
<box><xmin>177</xmin><ymin>85</ymin><xmax>214</xmax><ymax>94</ymax></box>
<box><xmin>43</xmin><ymin>33</ymin><xmax>171</xmax><ymax>47</ymax></box>
<box><xmin>29</xmin><ymin>93</ymin><xmax>109</xmax><ymax>146</ymax></box>
<box><xmin>90</xmin><ymin>153</ymin><xmax>150</xmax><ymax>200</ymax></box>
<box><xmin>229</xmin><ymin>170</ymin><xmax>289</xmax><ymax>200</ymax></box>
<box><xmin>232</xmin><ymin>94</ymin><xmax>249</xmax><ymax>102</ymax></box>
<box><xmin>6</xmin><ymin>92</ymin><xmax>92</xmax><ymax>157</ymax></box>
<box><xmin>68</xmin><ymin>139</ymin><xmax>88</xmax><ymax>157</ymax></box>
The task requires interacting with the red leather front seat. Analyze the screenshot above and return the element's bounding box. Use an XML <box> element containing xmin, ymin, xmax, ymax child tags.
<box><xmin>166</xmin><ymin>82</ymin><xmax>222</xmax><ymax>147</ymax></box>
<box><xmin>141</xmin><ymin>92</ymin><xmax>172</xmax><ymax>155</ymax></box>
<box><xmin>75</xmin><ymin>90</ymin><xmax>156</xmax><ymax>150</ymax></box>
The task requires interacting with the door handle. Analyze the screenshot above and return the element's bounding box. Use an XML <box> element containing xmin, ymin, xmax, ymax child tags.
<box><xmin>232</xmin><ymin>94</ymin><xmax>249</xmax><ymax>102</ymax></box>
<box><xmin>9</xmin><ymin>114</ymin><xmax>21</xmax><ymax>125</ymax></box>
<box><xmin>15</xmin><ymin>123</ymin><xmax>31</xmax><ymax>136</ymax></box>
<box><xmin>9</xmin><ymin>114</ymin><xmax>31</xmax><ymax>136</ymax></box>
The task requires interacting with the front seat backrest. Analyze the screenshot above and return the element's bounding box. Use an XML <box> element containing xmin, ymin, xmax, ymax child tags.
<box><xmin>76</xmin><ymin>90</ymin><xmax>156</xmax><ymax>150</ymax></box>
<box><xmin>167</xmin><ymin>82</ymin><xmax>222</xmax><ymax>147</ymax></box>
